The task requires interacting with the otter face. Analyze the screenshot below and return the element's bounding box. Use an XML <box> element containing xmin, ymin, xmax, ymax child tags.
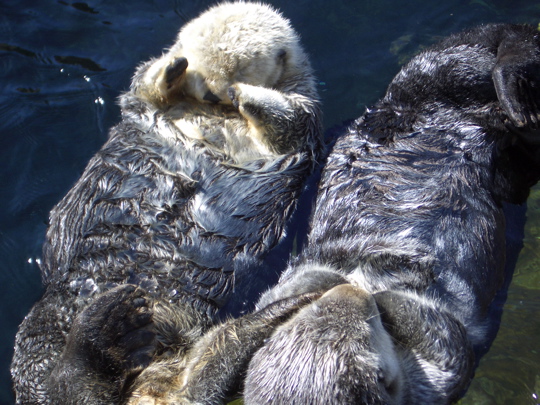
<box><xmin>178</xmin><ymin>45</ymin><xmax>290</xmax><ymax>105</ymax></box>
<box><xmin>138</xmin><ymin>2</ymin><xmax>303</xmax><ymax>107</ymax></box>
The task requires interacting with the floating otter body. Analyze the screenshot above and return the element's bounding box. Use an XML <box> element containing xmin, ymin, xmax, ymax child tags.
<box><xmin>243</xmin><ymin>23</ymin><xmax>540</xmax><ymax>404</ymax></box>
<box><xmin>130</xmin><ymin>24</ymin><xmax>540</xmax><ymax>404</ymax></box>
<box><xmin>11</xmin><ymin>3</ymin><xmax>322</xmax><ymax>403</ymax></box>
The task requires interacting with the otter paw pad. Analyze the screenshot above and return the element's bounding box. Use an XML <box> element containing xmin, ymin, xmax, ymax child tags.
<box><xmin>165</xmin><ymin>57</ymin><xmax>188</xmax><ymax>89</ymax></box>
<box><xmin>71</xmin><ymin>284</ymin><xmax>156</xmax><ymax>374</ymax></box>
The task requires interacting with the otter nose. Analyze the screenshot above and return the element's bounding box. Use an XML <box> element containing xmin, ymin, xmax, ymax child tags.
<box><xmin>203</xmin><ymin>91</ymin><xmax>221</xmax><ymax>104</ymax></box>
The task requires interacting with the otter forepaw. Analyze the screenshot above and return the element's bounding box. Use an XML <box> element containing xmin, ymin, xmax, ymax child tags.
<box><xmin>228</xmin><ymin>83</ymin><xmax>290</xmax><ymax>125</ymax></box>
<box><xmin>495</xmin><ymin>68</ymin><xmax>540</xmax><ymax>143</ymax></box>
<box><xmin>228</xmin><ymin>83</ymin><xmax>304</xmax><ymax>154</ymax></box>
<box><xmin>227</xmin><ymin>85</ymin><xmax>241</xmax><ymax>109</ymax></box>
<box><xmin>164</xmin><ymin>57</ymin><xmax>189</xmax><ymax>90</ymax></box>
<box><xmin>139</xmin><ymin>56</ymin><xmax>189</xmax><ymax>107</ymax></box>
<box><xmin>154</xmin><ymin>57</ymin><xmax>189</xmax><ymax>104</ymax></box>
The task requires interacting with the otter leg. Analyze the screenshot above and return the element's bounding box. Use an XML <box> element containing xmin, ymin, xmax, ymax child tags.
<box><xmin>48</xmin><ymin>284</ymin><xmax>156</xmax><ymax>404</ymax></box>
<box><xmin>128</xmin><ymin>293</ymin><xmax>319</xmax><ymax>405</ymax></box>
<box><xmin>12</xmin><ymin>288</ymin><xmax>74</xmax><ymax>404</ymax></box>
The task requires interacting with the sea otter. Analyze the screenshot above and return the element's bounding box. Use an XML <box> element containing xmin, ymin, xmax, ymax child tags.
<box><xmin>10</xmin><ymin>3</ymin><xmax>323</xmax><ymax>404</ymax></box>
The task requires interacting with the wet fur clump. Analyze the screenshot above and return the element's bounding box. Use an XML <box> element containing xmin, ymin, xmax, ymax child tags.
<box><xmin>10</xmin><ymin>2</ymin><xmax>323</xmax><ymax>404</ymax></box>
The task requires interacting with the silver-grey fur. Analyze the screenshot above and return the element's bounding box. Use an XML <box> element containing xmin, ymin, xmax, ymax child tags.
<box><xmin>10</xmin><ymin>2</ymin><xmax>323</xmax><ymax>404</ymax></box>
<box><xmin>242</xmin><ymin>23</ymin><xmax>540</xmax><ymax>404</ymax></box>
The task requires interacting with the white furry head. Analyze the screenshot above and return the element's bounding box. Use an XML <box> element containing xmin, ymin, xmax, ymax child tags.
<box><xmin>142</xmin><ymin>2</ymin><xmax>308</xmax><ymax>105</ymax></box>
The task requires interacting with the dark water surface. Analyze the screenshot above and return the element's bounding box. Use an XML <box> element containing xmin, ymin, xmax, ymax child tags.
<box><xmin>1</xmin><ymin>0</ymin><xmax>539</xmax><ymax>403</ymax></box>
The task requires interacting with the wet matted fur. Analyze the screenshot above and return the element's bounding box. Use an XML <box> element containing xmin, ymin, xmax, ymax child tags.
<box><xmin>10</xmin><ymin>3</ymin><xmax>323</xmax><ymax>404</ymax></box>
<box><xmin>243</xmin><ymin>23</ymin><xmax>540</xmax><ymax>405</ymax></box>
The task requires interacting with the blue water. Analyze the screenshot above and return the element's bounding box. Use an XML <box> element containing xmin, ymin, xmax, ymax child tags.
<box><xmin>1</xmin><ymin>1</ymin><xmax>539</xmax><ymax>403</ymax></box>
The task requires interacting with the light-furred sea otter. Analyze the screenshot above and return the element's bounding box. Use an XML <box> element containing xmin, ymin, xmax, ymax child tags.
<box><xmin>10</xmin><ymin>2</ymin><xmax>323</xmax><ymax>404</ymax></box>
<box><xmin>127</xmin><ymin>24</ymin><xmax>540</xmax><ymax>404</ymax></box>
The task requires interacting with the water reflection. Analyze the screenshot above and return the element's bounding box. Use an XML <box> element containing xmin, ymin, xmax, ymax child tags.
<box><xmin>1</xmin><ymin>0</ymin><xmax>539</xmax><ymax>403</ymax></box>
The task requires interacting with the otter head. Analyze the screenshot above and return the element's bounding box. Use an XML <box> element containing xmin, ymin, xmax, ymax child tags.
<box><xmin>136</xmin><ymin>2</ymin><xmax>305</xmax><ymax>107</ymax></box>
<box><xmin>315</xmin><ymin>284</ymin><xmax>405</xmax><ymax>404</ymax></box>
<box><xmin>245</xmin><ymin>284</ymin><xmax>405</xmax><ymax>404</ymax></box>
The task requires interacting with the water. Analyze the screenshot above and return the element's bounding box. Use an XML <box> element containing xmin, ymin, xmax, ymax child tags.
<box><xmin>1</xmin><ymin>0</ymin><xmax>539</xmax><ymax>403</ymax></box>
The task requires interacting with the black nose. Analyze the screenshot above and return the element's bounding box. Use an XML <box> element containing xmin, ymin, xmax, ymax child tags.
<box><xmin>203</xmin><ymin>91</ymin><xmax>221</xmax><ymax>104</ymax></box>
